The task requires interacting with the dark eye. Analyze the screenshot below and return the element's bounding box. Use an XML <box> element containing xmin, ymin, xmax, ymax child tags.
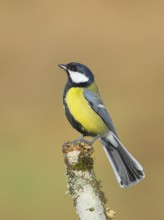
<box><xmin>70</xmin><ymin>65</ymin><xmax>77</xmax><ymax>72</ymax></box>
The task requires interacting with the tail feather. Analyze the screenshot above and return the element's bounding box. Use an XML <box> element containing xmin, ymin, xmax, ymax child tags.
<box><xmin>100</xmin><ymin>132</ymin><xmax>145</xmax><ymax>188</ymax></box>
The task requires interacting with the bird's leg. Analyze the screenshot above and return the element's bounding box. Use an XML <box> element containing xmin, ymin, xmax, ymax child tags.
<box><xmin>71</xmin><ymin>135</ymin><xmax>85</xmax><ymax>144</ymax></box>
<box><xmin>80</xmin><ymin>135</ymin><xmax>101</xmax><ymax>146</ymax></box>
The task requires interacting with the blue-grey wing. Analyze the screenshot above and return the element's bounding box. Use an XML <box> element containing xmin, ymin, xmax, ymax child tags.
<box><xmin>83</xmin><ymin>88</ymin><xmax>118</xmax><ymax>136</ymax></box>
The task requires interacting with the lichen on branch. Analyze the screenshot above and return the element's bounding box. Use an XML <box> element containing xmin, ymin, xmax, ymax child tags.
<box><xmin>62</xmin><ymin>141</ymin><xmax>115</xmax><ymax>220</ymax></box>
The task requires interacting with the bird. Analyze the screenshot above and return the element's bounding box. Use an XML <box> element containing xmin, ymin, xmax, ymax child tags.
<box><xmin>58</xmin><ymin>62</ymin><xmax>145</xmax><ymax>188</ymax></box>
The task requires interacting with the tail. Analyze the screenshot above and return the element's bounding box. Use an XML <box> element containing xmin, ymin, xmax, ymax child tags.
<box><xmin>100</xmin><ymin>132</ymin><xmax>145</xmax><ymax>188</ymax></box>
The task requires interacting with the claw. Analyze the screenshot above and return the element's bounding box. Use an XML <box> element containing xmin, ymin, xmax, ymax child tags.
<box><xmin>71</xmin><ymin>135</ymin><xmax>85</xmax><ymax>144</ymax></box>
<box><xmin>70</xmin><ymin>134</ymin><xmax>100</xmax><ymax>146</ymax></box>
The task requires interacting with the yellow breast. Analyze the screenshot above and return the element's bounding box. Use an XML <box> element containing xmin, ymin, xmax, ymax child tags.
<box><xmin>65</xmin><ymin>85</ymin><xmax>108</xmax><ymax>135</ymax></box>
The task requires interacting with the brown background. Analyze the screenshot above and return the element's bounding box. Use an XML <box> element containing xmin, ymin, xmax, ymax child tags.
<box><xmin>0</xmin><ymin>1</ymin><xmax>164</xmax><ymax>219</ymax></box>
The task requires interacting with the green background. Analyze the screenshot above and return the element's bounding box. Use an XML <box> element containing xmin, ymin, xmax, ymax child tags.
<box><xmin>0</xmin><ymin>1</ymin><xmax>164</xmax><ymax>219</ymax></box>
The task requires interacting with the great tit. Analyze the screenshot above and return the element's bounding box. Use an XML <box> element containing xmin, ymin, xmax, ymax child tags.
<box><xmin>58</xmin><ymin>62</ymin><xmax>145</xmax><ymax>188</ymax></box>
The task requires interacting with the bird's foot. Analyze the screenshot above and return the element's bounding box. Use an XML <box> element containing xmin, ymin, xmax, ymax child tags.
<box><xmin>79</xmin><ymin>138</ymin><xmax>93</xmax><ymax>146</ymax></box>
<box><xmin>80</xmin><ymin>135</ymin><xmax>101</xmax><ymax>146</ymax></box>
<box><xmin>71</xmin><ymin>135</ymin><xmax>85</xmax><ymax>144</ymax></box>
<box><xmin>70</xmin><ymin>135</ymin><xmax>100</xmax><ymax>148</ymax></box>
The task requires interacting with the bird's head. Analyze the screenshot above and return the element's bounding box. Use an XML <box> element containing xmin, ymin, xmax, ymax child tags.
<box><xmin>58</xmin><ymin>62</ymin><xmax>94</xmax><ymax>87</ymax></box>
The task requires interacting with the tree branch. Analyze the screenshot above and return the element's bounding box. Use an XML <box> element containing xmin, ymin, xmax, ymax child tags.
<box><xmin>62</xmin><ymin>141</ymin><xmax>116</xmax><ymax>220</ymax></box>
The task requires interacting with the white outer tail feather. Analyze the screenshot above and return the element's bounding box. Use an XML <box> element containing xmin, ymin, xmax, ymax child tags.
<box><xmin>100</xmin><ymin>132</ymin><xmax>145</xmax><ymax>188</ymax></box>
<box><xmin>108</xmin><ymin>132</ymin><xmax>144</xmax><ymax>171</ymax></box>
<box><xmin>102</xmin><ymin>144</ymin><xmax>122</xmax><ymax>184</ymax></box>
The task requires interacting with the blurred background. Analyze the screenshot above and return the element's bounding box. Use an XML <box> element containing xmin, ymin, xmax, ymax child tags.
<box><xmin>0</xmin><ymin>0</ymin><xmax>164</xmax><ymax>219</ymax></box>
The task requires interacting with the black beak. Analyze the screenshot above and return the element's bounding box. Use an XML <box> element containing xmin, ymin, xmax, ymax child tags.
<box><xmin>58</xmin><ymin>64</ymin><xmax>67</xmax><ymax>71</ymax></box>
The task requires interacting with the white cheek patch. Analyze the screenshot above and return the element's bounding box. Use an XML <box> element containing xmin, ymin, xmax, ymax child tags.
<box><xmin>69</xmin><ymin>70</ymin><xmax>89</xmax><ymax>83</ymax></box>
